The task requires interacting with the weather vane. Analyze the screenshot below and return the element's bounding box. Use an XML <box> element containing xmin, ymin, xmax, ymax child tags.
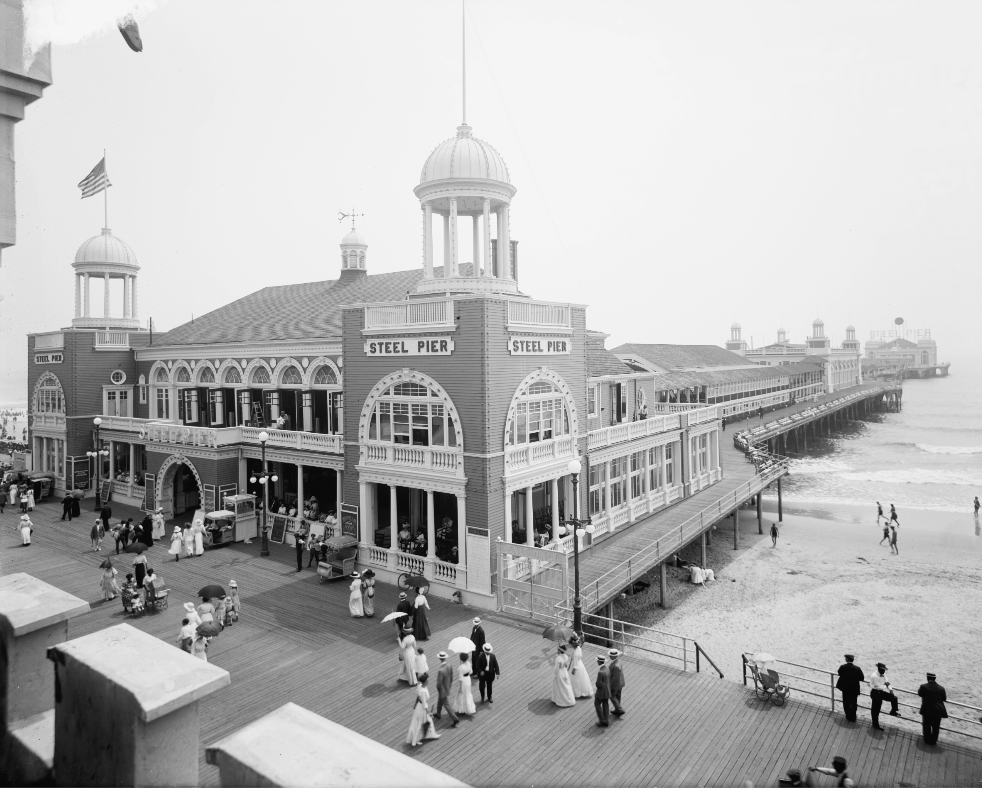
<box><xmin>338</xmin><ymin>207</ymin><xmax>364</xmax><ymax>230</ymax></box>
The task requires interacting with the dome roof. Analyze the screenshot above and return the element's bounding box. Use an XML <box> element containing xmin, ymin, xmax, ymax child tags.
<box><xmin>341</xmin><ymin>228</ymin><xmax>366</xmax><ymax>246</ymax></box>
<box><xmin>730</xmin><ymin>322</ymin><xmax>741</xmax><ymax>330</ymax></box>
<box><xmin>420</xmin><ymin>124</ymin><xmax>510</xmax><ymax>185</ymax></box>
<box><xmin>846</xmin><ymin>324</ymin><xmax>855</xmax><ymax>331</ymax></box>
<box><xmin>74</xmin><ymin>228</ymin><xmax>137</xmax><ymax>266</ymax></box>
<box><xmin>813</xmin><ymin>318</ymin><xmax>824</xmax><ymax>326</ymax></box>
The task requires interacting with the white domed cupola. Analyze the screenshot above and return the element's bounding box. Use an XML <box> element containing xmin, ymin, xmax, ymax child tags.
<box><xmin>339</xmin><ymin>226</ymin><xmax>368</xmax><ymax>282</ymax></box>
<box><xmin>413</xmin><ymin>122</ymin><xmax>519</xmax><ymax>296</ymax></box>
<box><xmin>71</xmin><ymin>227</ymin><xmax>141</xmax><ymax>329</ymax></box>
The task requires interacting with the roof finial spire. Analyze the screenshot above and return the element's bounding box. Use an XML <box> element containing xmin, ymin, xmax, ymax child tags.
<box><xmin>338</xmin><ymin>207</ymin><xmax>365</xmax><ymax>230</ymax></box>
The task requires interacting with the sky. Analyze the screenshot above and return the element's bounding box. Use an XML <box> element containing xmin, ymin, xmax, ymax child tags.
<box><xmin>2</xmin><ymin>0</ymin><xmax>980</xmax><ymax>404</ymax></box>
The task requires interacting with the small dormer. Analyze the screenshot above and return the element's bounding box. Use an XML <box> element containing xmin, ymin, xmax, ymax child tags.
<box><xmin>339</xmin><ymin>227</ymin><xmax>368</xmax><ymax>283</ymax></box>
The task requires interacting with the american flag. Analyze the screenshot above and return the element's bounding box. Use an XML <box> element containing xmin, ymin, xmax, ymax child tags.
<box><xmin>77</xmin><ymin>157</ymin><xmax>112</xmax><ymax>199</ymax></box>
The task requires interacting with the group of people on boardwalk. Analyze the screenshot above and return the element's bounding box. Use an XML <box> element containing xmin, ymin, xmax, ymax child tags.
<box><xmin>875</xmin><ymin>501</ymin><xmax>900</xmax><ymax>553</ymax></box>
<box><xmin>550</xmin><ymin>636</ymin><xmax>625</xmax><ymax>727</ymax></box>
<box><xmin>174</xmin><ymin>581</ymin><xmax>241</xmax><ymax>663</ymax></box>
<box><xmin>836</xmin><ymin>653</ymin><xmax>949</xmax><ymax>744</ymax></box>
<box><xmin>167</xmin><ymin>518</ymin><xmax>205</xmax><ymax>560</ymax></box>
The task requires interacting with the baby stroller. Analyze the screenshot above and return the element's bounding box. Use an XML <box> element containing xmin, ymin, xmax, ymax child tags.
<box><xmin>745</xmin><ymin>653</ymin><xmax>791</xmax><ymax>706</ymax></box>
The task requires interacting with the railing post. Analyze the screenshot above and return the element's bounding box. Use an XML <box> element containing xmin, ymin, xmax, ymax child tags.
<box><xmin>742</xmin><ymin>653</ymin><xmax>747</xmax><ymax>685</ymax></box>
<box><xmin>830</xmin><ymin>673</ymin><xmax>835</xmax><ymax>712</ymax></box>
<box><xmin>694</xmin><ymin>641</ymin><xmax>699</xmax><ymax>673</ymax></box>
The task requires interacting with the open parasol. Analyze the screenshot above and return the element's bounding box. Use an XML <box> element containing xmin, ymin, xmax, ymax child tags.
<box><xmin>99</xmin><ymin>558</ymin><xmax>114</xmax><ymax>569</ymax></box>
<box><xmin>541</xmin><ymin>624</ymin><xmax>575</xmax><ymax>643</ymax></box>
<box><xmin>123</xmin><ymin>542</ymin><xmax>148</xmax><ymax>555</ymax></box>
<box><xmin>198</xmin><ymin>584</ymin><xmax>226</xmax><ymax>600</ymax></box>
<box><xmin>447</xmin><ymin>636</ymin><xmax>476</xmax><ymax>654</ymax></box>
<box><xmin>381</xmin><ymin>611</ymin><xmax>408</xmax><ymax>623</ymax></box>
<box><xmin>752</xmin><ymin>652</ymin><xmax>776</xmax><ymax>665</ymax></box>
<box><xmin>71</xmin><ymin>489</ymin><xmax>85</xmax><ymax>498</ymax></box>
<box><xmin>196</xmin><ymin>622</ymin><xmax>221</xmax><ymax>638</ymax></box>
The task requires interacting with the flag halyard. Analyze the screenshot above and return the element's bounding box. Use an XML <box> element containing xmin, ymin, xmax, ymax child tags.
<box><xmin>78</xmin><ymin>157</ymin><xmax>112</xmax><ymax>199</ymax></box>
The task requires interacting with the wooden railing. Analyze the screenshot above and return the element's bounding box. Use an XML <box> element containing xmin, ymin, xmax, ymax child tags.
<box><xmin>741</xmin><ymin>654</ymin><xmax>982</xmax><ymax>740</ymax></box>
<box><xmin>95</xmin><ymin>331</ymin><xmax>129</xmax><ymax>348</ymax></box>
<box><xmin>505</xmin><ymin>435</ymin><xmax>576</xmax><ymax>471</ymax></box>
<box><xmin>587</xmin><ymin>413</ymin><xmax>681</xmax><ymax>451</ymax></box>
<box><xmin>364</xmin><ymin>299</ymin><xmax>453</xmax><ymax>329</ymax></box>
<box><xmin>507</xmin><ymin>300</ymin><xmax>571</xmax><ymax>328</ymax></box>
<box><xmin>363</xmin><ymin>443</ymin><xmax>461</xmax><ymax>474</ymax></box>
<box><xmin>240</xmin><ymin>426</ymin><xmax>342</xmax><ymax>454</ymax></box>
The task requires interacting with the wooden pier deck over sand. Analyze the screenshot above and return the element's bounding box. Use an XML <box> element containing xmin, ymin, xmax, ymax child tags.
<box><xmin>5</xmin><ymin>503</ymin><xmax>979</xmax><ymax>787</ymax></box>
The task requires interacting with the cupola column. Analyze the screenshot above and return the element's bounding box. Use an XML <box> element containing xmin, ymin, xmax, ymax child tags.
<box><xmin>472</xmin><ymin>216</ymin><xmax>480</xmax><ymax>275</ymax></box>
<box><xmin>83</xmin><ymin>274</ymin><xmax>90</xmax><ymax>317</ymax></box>
<box><xmin>449</xmin><ymin>197</ymin><xmax>459</xmax><ymax>276</ymax></box>
<box><xmin>443</xmin><ymin>214</ymin><xmax>450</xmax><ymax>274</ymax></box>
<box><xmin>103</xmin><ymin>273</ymin><xmax>111</xmax><ymax>318</ymax></box>
<box><xmin>499</xmin><ymin>205</ymin><xmax>511</xmax><ymax>279</ymax></box>
<box><xmin>132</xmin><ymin>277</ymin><xmax>138</xmax><ymax>320</ymax></box>
<box><xmin>75</xmin><ymin>274</ymin><xmax>81</xmax><ymax>318</ymax></box>
<box><xmin>123</xmin><ymin>275</ymin><xmax>131</xmax><ymax>318</ymax></box>
<box><xmin>422</xmin><ymin>202</ymin><xmax>433</xmax><ymax>279</ymax></box>
<box><xmin>482</xmin><ymin>198</ymin><xmax>492</xmax><ymax>277</ymax></box>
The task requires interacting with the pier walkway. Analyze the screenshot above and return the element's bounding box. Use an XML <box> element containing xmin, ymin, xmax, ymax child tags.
<box><xmin>4</xmin><ymin>501</ymin><xmax>980</xmax><ymax>786</ymax></box>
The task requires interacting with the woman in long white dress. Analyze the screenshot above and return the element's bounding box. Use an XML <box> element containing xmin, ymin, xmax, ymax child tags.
<box><xmin>406</xmin><ymin>673</ymin><xmax>440</xmax><ymax>746</ymax></box>
<box><xmin>348</xmin><ymin>573</ymin><xmax>364</xmax><ymax>617</ymax></box>
<box><xmin>168</xmin><ymin>526</ymin><xmax>184</xmax><ymax>561</ymax></box>
<box><xmin>568</xmin><ymin>636</ymin><xmax>594</xmax><ymax>699</ymax></box>
<box><xmin>551</xmin><ymin>644</ymin><xmax>576</xmax><ymax>707</ymax></box>
<box><xmin>453</xmin><ymin>654</ymin><xmax>476</xmax><ymax>715</ymax></box>
<box><xmin>397</xmin><ymin>626</ymin><xmax>418</xmax><ymax>685</ymax></box>
<box><xmin>152</xmin><ymin>508</ymin><xmax>166</xmax><ymax>540</ymax></box>
<box><xmin>192</xmin><ymin>519</ymin><xmax>205</xmax><ymax>556</ymax></box>
<box><xmin>182</xmin><ymin>524</ymin><xmax>195</xmax><ymax>558</ymax></box>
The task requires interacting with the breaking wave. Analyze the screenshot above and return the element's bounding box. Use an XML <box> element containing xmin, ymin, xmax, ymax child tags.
<box><xmin>915</xmin><ymin>444</ymin><xmax>982</xmax><ymax>455</ymax></box>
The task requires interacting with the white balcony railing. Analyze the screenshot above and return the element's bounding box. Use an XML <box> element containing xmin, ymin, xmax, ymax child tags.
<box><xmin>95</xmin><ymin>331</ymin><xmax>129</xmax><ymax>348</ymax></box>
<box><xmin>508</xmin><ymin>300</ymin><xmax>570</xmax><ymax>328</ymax></box>
<box><xmin>504</xmin><ymin>435</ymin><xmax>576</xmax><ymax>472</ymax></box>
<box><xmin>31</xmin><ymin>412</ymin><xmax>66</xmax><ymax>430</ymax></box>
<box><xmin>240</xmin><ymin>427</ymin><xmax>343</xmax><ymax>454</ymax></box>
<box><xmin>100</xmin><ymin>415</ymin><xmax>150</xmax><ymax>432</ymax></box>
<box><xmin>687</xmin><ymin>405</ymin><xmax>718</xmax><ymax>425</ymax></box>
<box><xmin>34</xmin><ymin>332</ymin><xmax>64</xmax><ymax>350</ymax></box>
<box><xmin>586</xmin><ymin>414</ymin><xmax>681</xmax><ymax>452</ymax></box>
<box><xmin>362</xmin><ymin>443</ymin><xmax>461</xmax><ymax>475</ymax></box>
<box><xmin>364</xmin><ymin>299</ymin><xmax>453</xmax><ymax>330</ymax></box>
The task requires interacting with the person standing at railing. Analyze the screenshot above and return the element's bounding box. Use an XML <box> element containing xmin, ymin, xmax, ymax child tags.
<box><xmin>918</xmin><ymin>672</ymin><xmax>948</xmax><ymax>745</ymax></box>
<box><xmin>869</xmin><ymin>662</ymin><xmax>901</xmax><ymax>730</ymax></box>
<box><xmin>835</xmin><ymin>654</ymin><xmax>864</xmax><ymax>722</ymax></box>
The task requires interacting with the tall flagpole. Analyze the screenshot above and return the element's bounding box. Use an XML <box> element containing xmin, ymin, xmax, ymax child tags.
<box><xmin>103</xmin><ymin>148</ymin><xmax>108</xmax><ymax>228</ymax></box>
<box><xmin>462</xmin><ymin>0</ymin><xmax>466</xmax><ymax>124</ymax></box>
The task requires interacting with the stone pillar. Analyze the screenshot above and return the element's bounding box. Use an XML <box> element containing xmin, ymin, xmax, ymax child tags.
<box><xmin>503</xmin><ymin>489</ymin><xmax>512</xmax><ymax>543</ymax></box>
<box><xmin>422</xmin><ymin>202</ymin><xmax>433</xmax><ymax>279</ymax></box>
<box><xmin>426</xmin><ymin>490</ymin><xmax>436</xmax><ymax>559</ymax></box>
<box><xmin>550</xmin><ymin>477</ymin><xmax>560</xmax><ymax>543</ymax></box>
<box><xmin>525</xmin><ymin>485</ymin><xmax>533</xmax><ymax>546</ymax></box>
<box><xmin>390</xmin><ymin>485</ymin><xmax>398</xmax><ymax>550</ymax></box>
<box><xmin>442</xmin><ymin>214</ymin><xmax>450</xmax><ymax>275</ymax></box>
<box><xmin>482</xmin><ymin>198</ymin><xmax>492</xmax><ymax>277</ymax></box>
<box><xmin>103</xmin><ymin>273</ymin><xmax>110</xmax><ymax>318</ymax></box>
<box><xmin>500</xmin><ymin>204</ymin><xmax>511</xmax><ymax>278</ymax></box>
<box><xmin>471</xmin><ymin>215</ymin><xmax>480</xmax><ymax>275</ymax></box>
<box><xmin>205</xmin><ymin>703</ymin><xmax>468</xmax><ymax>788</ymax></box>
<box><xmin>455</xmin><ymin>494</ymin><xmax>466</xmax><ymax>569</ymax></box>
<box><xmin>49</xmin><ymin>623</ymin><xmax>230</xmax><ymax>788</ymax></box>
<box><xmin>448</xmin><ymin>198</ymin><xmax>458</xmax><ymax>276</ymax></box>
<box><xmin>83</xmin><ymin>274</ymin><xmax>90</xmax><ymax>317</ymax></box>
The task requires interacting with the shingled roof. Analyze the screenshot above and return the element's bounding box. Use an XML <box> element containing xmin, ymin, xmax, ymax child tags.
<box><xmin>585</xmin><ymin>335</ymin><xmax>633</xmax><ymax>377</ymax></box>
<box><xmin>648</xmin><ymin>365</ymin><xmax>792</xmax><ymax>392</ymax></box>
<box><xmin>154</xmin><ymin>264</ymin><xmax>473</xmax><ymax>347</ymax></box>
<box><xmin>612</xmin><ymin>343</ymin><xmax>750</xmax><ymax>372</ymax></box>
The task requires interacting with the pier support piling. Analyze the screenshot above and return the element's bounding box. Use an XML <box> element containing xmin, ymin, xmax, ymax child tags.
<box><xmin>733</xmin><ymin>509</ymin><xmax>739</xmax><ymax>550</ymax></box>
<box><xmin>757</xmin><ymin>494</ymin><xmax>762</xmax><ymax>534</ymax></box>
<box><xmin>700</xmin><ymin>531</ymin><xmax>707</xmax><ymax>568</ymax></box>
<box><xmin>605</xmin><ymin>602</ymin><xmax>614</xmax><ymax>646</ymax></box>
<box><xmin>777</xmin><ymin>476</ymin><xmax>784</xmax><ymax>523</ymax></box>
<box><xmin>658</xmin><ymin>563</ymin><xmax>668</xmax><ymax>609</ymax></box>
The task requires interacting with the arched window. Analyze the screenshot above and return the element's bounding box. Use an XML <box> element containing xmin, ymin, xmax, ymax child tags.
<box><xmin>155</xmin><ymin>366</ymin><xmax>169</xmax><ymax>383</ymax></box>
<box><xmin>312</xmin><ymin>365</ymin><xmax>337</xmax><ymax>386</ymax></box>
<box><xmin>199</xmin><ymin>367</ymin><xmax>215</xmax><ymax>384</ymax></box>
<box><xmin>506</xmin><ymin>379</ymin><xmax>570</xmax><ymax>446</ymax></box>
<box><xmin>281</xmin><ymin>365</ymin><xmax>302</xmax><ymax>385</ymax></box>
<box><xmin>34</xmin><ymin>374</ymin><xmax>64</xmax><ymax>414</ymax></box>
<box><xmin>251</xmin><ymin>366</ymin><xmax>271</xmax><ymax>385</ymax></box>
<box><xmin>224</xmin><ymin>367</ymin><xmax>242</xmax><ymax>385</ymax></box>
<box><xmin>175</xmin><ymin>366</ymin><xmax>191</xmax><ymax>383</ymax></box>
<box><xmin>359</xmin><ymin>252</ymin><xmax>365</xmax><ymax>269</ymax></box>
<box><xmin>367</xmin><ymin>382</ymin><xmax>456</xmax><ymax>448</ymax></box>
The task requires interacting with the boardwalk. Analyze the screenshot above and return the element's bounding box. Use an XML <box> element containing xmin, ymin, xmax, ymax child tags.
<box><xmin>5</xmin><ymin>502</ymin><xmax>980</xmax><ymax>786</ymax></box>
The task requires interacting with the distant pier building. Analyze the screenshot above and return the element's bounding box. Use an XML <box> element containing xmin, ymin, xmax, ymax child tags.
<box><xmin>864</xmin><ymin>329</ymin><xmax>949</xmax><ymax>378</ymax></box>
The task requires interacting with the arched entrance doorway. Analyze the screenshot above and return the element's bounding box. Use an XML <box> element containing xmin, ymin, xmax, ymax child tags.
<box><xmin>157</xmin><ymin>456</ymin><xmax>203</xmax><ymax>520</ymax></box>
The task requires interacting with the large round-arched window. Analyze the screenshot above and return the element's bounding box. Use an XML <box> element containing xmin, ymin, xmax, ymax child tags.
<box><xmin>199</xmin><ymin>367</ymin><xmax>215</xmax><ymax>384</ymax></box>
<box><xmin>224</xmin><ymin>367</ymin><xmax>242</xmax><ymax>385</ymax></box>
<box><xmin>280</xmin><ymin>365</ymin><xmax>302</xmax><ymax>385</ymax></box>
<box><xmin>154</xmin><ymin>366</ymin><xmax>169</xmax><ymax>383</ymax></box>
<box><xmin>367</xmin><ymin>381</ymin><xmax>456</xmax><ymax>447</ymax></box>
<box><xmin>251</xmin><ymin>366</ymin><xmax>271</xmax><ymax>385</ymax></box>
<box><xmin>175</xmin><ymin>366</ymin><xmax>191</xmax><ymax>384</ymax></box>
<box><xmin>506</xmin><ymin>380</ymin><xmax>570</xmax><ymax>446</ymax></box>
<box><xmin>312</xmin><ymin>365</ymin><xmax>337</xmax><ymax>386</ymax></box>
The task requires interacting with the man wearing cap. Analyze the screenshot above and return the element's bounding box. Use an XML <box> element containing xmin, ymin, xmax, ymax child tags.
<box><xmin>869</xmin><ymin>662</ymin><xmax>901</xmax><ymax>730</ymax></box>
<box><xmin>835</xmin><ymin>654</ymin><xmax>864</xmax><ymax>723</ymax></box>
<box><xmin>475</xmin><ymin>643</ymin><xmax>500</xmax><ymax>703</ymax></box>
<box><xmin>470</xmin><ymin>617</ymin><xmax>486</xmax><ymax>665</ymax></box>
<box><xmin>806</xmin><ymin>756</ymin><xmax>853</xmax><ymax>787</ymax></box>
<box><xmin>395</xmin><ymin>592</ymin><xmax>414</xmax><ymax>636</ymax></box>
<box><xmin>918</xmin><ymin>672</ymin><xmax>948</xmax><ymax>745</ymax></box>
<box><xmin>433</xmin><ymin>652</ymin><xmax>459</xmax><ymax>727</ymax></box>
<box><xmin>608</xmin><ymin>649</ymin><xmax>626</xmax><ymax>717</ymax></box>
<box><xmin>594</xmin><ymin>656</ymin><xmax>611</xmax><ymax>728</ymax></box>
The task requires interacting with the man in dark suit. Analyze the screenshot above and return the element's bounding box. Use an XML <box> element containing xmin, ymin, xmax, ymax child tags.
<box><xmin>470</xmin><ymin>617</ymin><xmax>486</xmax><ymax>665</ymax></box>
<box><xmin>918</xmin><ymin>672</ymin><xmax>948</xmax><ymax>745</ymax></box>
<box><xmin>609</xmin><ymin>649</ymin><xmax>626</xmax><ymax>717</ymax></box>
<box><xmin>100</xmin><ymin>503</ymin><xmax>112</xmax><ymax>531</ymax></box>
<box><xmin>835</xmin><ymin>654</ymin><xmax>864</xmax><ymax>722</ymax></box>
<box><xmin>395</xmin><ymin>592</ymin><xmax>414</xmax><ymax>636</ymax></box>
<box><xmin>61</xmin><ymin>494</ymin><xmax>73</xmax><ymax>521</ymax></box>
<box><xmin>475</xmin><ymin>643</ymin><xmax>500</xmax><ymax>703</ymax></box>
<box><xmin>594</xmin><ymin>655</ymin><xmax>611</xmax><ymax>728</ymax></box>
<box><xmin>433</xmin><ymin>651</ymin><xmax>459</xmax><ymax>727</ymax></box>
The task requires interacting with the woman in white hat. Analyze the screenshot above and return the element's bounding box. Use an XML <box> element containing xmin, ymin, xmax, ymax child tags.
<box><xmin>452</xmin><ymin>652</ymin><xmax>476</xmax><ymax>715</ymax></box>
<box><xmin>397</xmin><ymin>624</ymin><xmax>418</xmax><ymax>686</ymax></box>
<box><xmin>168</xmin><ymin>526</ymin><xmax>184</xmax><ymax>561</ymax></box>
<box><xmin>20</xmin><ymin>513</ymin><xmax>34</xmax><ymax>545</ymax></box>
<box><xmin>568</xmin><ymin>635</ymin><xmax>594</xmax><ymax>699</ymax></box>
<box><xmin>551</xmin><ymin>644</ymin><xmax>576</xmax><ymax>707</ymax></box>
<box><xmin>182</xmin><ymin>523</ymin><xmax>195</xmax><ymax>559</ymax></box>
<box><xmin>348</xmin><ymin>572</ymin><xmax>364</xmax><ymax>618</ymax></box>
<box><xmin>225</xmin><ymin>580</ymin><xmax>240</xmax><ymax>625</ymax></box>
<box><xmin>183</xmin><ymin>601</ymin><xmax>202</xmax><ymax>630</ymax></box>
<box><xmin>152</xmin><ymin>507</ymin><xmax>166</xmax><ymax>540</ymax></box>
<box><xmin>406</xmin><ymin>672</ymin><xmax>440</xmax><ymax>746</ymax></box>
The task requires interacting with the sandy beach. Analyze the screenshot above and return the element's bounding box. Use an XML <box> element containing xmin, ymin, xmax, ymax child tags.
<box><xmin>614</xmin><ymin>498</ymin><xmax>982</xmax><ymax>718</ymax></box>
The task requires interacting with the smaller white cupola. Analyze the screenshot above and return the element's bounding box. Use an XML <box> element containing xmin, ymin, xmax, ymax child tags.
<box><xmin>338</xmin><ymin>217</ymin><xmax>368</xmax><ymax>283</ymax></box>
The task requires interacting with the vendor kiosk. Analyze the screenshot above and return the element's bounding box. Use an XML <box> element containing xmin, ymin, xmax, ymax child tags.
<box><xmin>222</xmin><ymin>494</ymin><xmax>257</xmax><ymax>542</ymax></box>
<box><xmin>202</xmin><ymin>511</ymin><xmax>236</xmax><ymax>547</ymax></box>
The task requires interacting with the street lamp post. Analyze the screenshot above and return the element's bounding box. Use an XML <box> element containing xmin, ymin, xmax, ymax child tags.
<box><xmin>87</xmin><ymin>417</ymin><xmax>109</xmax><ymax>511</ymax></box>
<box><xmin>563</xmin><ymin>458</ymin><xmax>594</xmax><ymax>638</ymax></box>
<box><xmin>249</xmin><ymin>431</ymin><xmax>276</xmax><ymax>557</ymax></box>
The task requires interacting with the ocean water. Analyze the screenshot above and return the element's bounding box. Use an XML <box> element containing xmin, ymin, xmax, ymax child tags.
<box><xmin>779</xmin><ymin>361</ymin><xmax>982</xmax><ymax>515</ymax></box>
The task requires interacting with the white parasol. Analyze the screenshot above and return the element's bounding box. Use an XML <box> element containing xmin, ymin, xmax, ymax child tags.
<box><xmin>447</xmin><ymin>636</ymin><xmax>476</xmax><ymax>654</ymax></box>
<box><xmin>752</xmin><ymin>652</ymin><xmax>776</xmax><ymax>664</ymax></box>
<box><xmin>380</xmin><ymin>612</ymin><xmax>408</xmax><ymax>623</ymax></box>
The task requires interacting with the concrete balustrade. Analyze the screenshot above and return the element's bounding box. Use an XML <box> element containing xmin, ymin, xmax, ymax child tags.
<box><xmin>205</xmin><ymin>702</ymin><xmax>469</xmax><ymax>788</ymax></box>
<box><xmin>0</xmin><ymin>573</ymin><xmax>89</xmax><ymax>784</ymax></box>
<box><xmin>47</xmin><ymin>623</ymin><xmax>230</xmax><ymax>787</ymax></box>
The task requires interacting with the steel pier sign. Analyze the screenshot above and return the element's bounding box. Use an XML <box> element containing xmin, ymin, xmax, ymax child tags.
<box><xmin>508</xmin><ymin>338</ymin><xmax>570</xmax><ymax>355</ymax></box>
<box><xmin>364</xmin><ymin>337</ymin><xmax>454</xmax><ymax>356</ymax></box>
<box><xmin>869</xmin><ymin>329</ymin><xmax>931</xmax><ymax>340</ymax></box>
